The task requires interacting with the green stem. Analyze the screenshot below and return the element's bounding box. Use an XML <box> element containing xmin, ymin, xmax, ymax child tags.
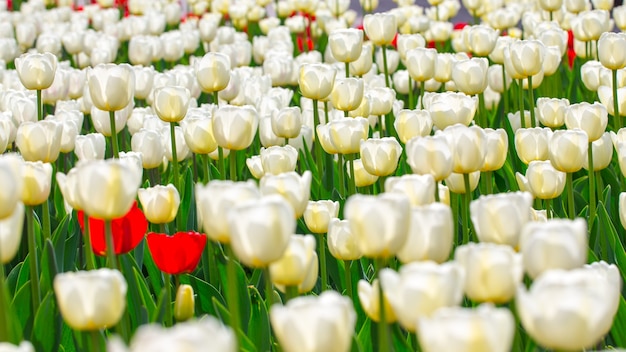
<box><xmin>518</xmin><ymin>79</ymin><xmax>526</xmax><ymax>129</ymax></box>
<box><xmin>264</xmin><ymin>267</ymin><xmax>273</xmax><ymax>308</ymax></box>
<box><xmin>375</xmin><ymin>257</ymin><xmax>389</xmax><ymax>352</ymax></box>
<box><xmin>285</xmin><ymin>285</ymin><xmax>299</xmax><ymax>302</ymax></box>
<box><xmin>566</xmin><ymin>172</ymin><xmax>575</xmax><ymax>219</ymax></box>
<box><xmin>109</xmin><ymin>111</ymin><xmax>119</xmax><ymax>158</ymax></box>
<box><xmin>169</xmin><ymin>122</ymin><xmax>181</xmax><ymax>230</ymax></box>
<box><xmin>213</xmin><ymin>91</ymin><xmax>219</xmax><ymax>106</ymax></box>
<box><xmin>614</xmin><ymin>69</ymin><xmax>621</xmax><ymax>130</ymax></box>
<box><xmin>313</xmin><ymin>99</ymin><xmax>324</xmax><ymax>197</ymax></box>
<box><xmin>0</xmin><ymin>250</ymin><xmax>10</xmax><ymax>341</ymax></box>
<box><xmin>588</xmin><ymin>143</ymin><xmax>596</xmax><ymax>226</ymax></box>
<box><xmin>345</xmin><ymin>62</ymin><xmax>350</xmax><ymax>78</ymax></box>
<box><xmin>463</xmin><ymin>173</ymin><xmax>471</xmax><ymax>244</ymax></box>
<box><xmin>408</xmin><ymin>75</ymin><xmax>414</xmax><ymax>109</ymax></box>
<box><xmin>203</xmin><ymin>154</ymin><xmax>211</xmax><ymax>183</ymax></box>
<box><xmin>203</xmin><ymin>242</ymin><xmax>220</xmax><ymax>290</ymax></box>
<box><xmin>343</xmin><ymin>260</ymin><xmax>353</xmax><ymax>299</ymax></box>
<box><xmin>418</xmin><ymin>81</ymin><xmax>425</xmax><ymax>109</ymax></box>
<box><xmin>42</xmin><ymin>199</ymin><xmax>51</xmax><ymax>241</ymax></box>
<box><xmin>230</xmin><ymin>149</ymin><xmax>237</xmax><ymax>181</ymax></box>
<box><xmin>318</xmin><ymin>234</ymin><xmax>327</xmax><ymax>292</ymax></box>
<box><xmin>381</xmin><ymin>45</ymin><xmax>390</xmax><ymax>88</ymax></box>
<box><xmin>348</xmin><ymin>154</ymin><xmax>356</xmax><ymax>195</ymax></box>
<box><xmin>37</xmin><ymin>89</ymin><xmax>42</xmax><ymax>121</ymax></box>
<box><xmin>411</xmin><ymin>332</ymin><xmax>421</xmax><ymax>351</ymax></box>
<box><xmin>104</xmin><ymin>220</ymin><xmax>118</xmax><ymax>270</ymax></box>
<box><xmin>434</xmin><ymin>181</ymin><xmax>440</xmax><ymax>202</ymax></box>
<box><xmin>502</xmin><ymin>65</ymin><xmax>509</xmax><ymax>118</ymax></box>
<box><xmin>478</xmin><ymin>93</ymin><xmax>486</xmax><ymax>127</ymax></box>
<box><xmin>545</xmin><ymin>198</ymin><xmax>552</xmax><ymax>219</ymax></box>
<box><xmin>163</xmin><ymin>273</ymin><xmax>172</xmax><ymax>326</ymax></box>
<box><xmin>338</xmin><ymin>154</ymin><xmax>345</xmax><ymax>198</ymax></box>
<box><xmin>83</xmin><ymin>212</ymin><xmax>96</xmax><ymax>270</ymax></box>
<box><xmin>90</xmin><ymin>330</ymin><xmax>101</xmax><ymax>352</ymax></box>
<box><xmin>225</xmin><ymin>245</ymin><xmax>242</xmax><ymax>341</ymax></box>
<box><xmin>378</xmin><ymin>115</ymin><xmax>384</xmax><ymax>137</ymax></box>
<box><xmin>528</xmin><ymin>76</ymin><xmax>536</xmax><ymax>128</ymax></box>
<box><xmin>26</xmin><ymin>206</ymin><xmax>40</xmax><ymax>313</ymax></box>
<box><xmin>485</xmin><ymin>171</ymin><xmax>493</xmax><ymax>194</ymax></box>
<box><xmin>218</xmin><ymin>147</ymin><xmax>225</xmax><ymax>180</ymax></box>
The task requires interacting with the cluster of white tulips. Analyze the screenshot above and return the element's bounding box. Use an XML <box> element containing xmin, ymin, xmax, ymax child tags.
<box><xmin>0</xmin><ymin>0</ymin><xmax>626</xmax><ymax>351</ymax></box>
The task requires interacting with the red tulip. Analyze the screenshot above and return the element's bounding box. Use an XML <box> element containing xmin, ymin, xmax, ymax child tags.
<box><xmin>147</xmin><ymin>231</ymin><xmax>207</xmax><ymax>275</ymax></box>
<box><xmin>78</xmin><ymin>201</ymin><xmax>148</xmax><ymax>256</ymax></box>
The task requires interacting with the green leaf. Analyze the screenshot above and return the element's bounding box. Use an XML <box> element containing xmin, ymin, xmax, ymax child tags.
<box><xmin>183</xmin><ymin>275</ymin><xmax>223</xmax><ymax>317</ymax></box>
<box><xmin>39</xmin><ymin>240</ymin><xmax>59</xmax><ymax>297</ymax></box>
<box><xmin>610</xmin><ymin>296</ymin><xmax>626</xmax><ymax>346</ymax></box>
<box><xmin>143</xmin><ymin>245</ymin><xmax>163</xmax><ymax>296</ymax></box>
<box><xmin>247</xmin><ymin>287</ymin><xmax>270</xmax><ymax>352</ymax></box>
<box><xmin>217</xmin><ymin>256</ymin><xmax>251</xmax><ymax>333</ymax></box>
<box><xmin>211</xmin><ymin>297</ymin><xmax>257</xmax><ymax>352</ymax></box>
<box><xmin>6</xmin><ymin>262</ymin><xmax>23</xmax><ymax>296</ymax></box>
<box><xmin>120</xmin><ymin>255</ymin><xmax>150</xmax><ymax>328</ymax></box>
<box><xmin>132</xmin><ymin>267</ymin><xmax>155</xmax><ymax>324</ymax></box>
<box><xmin>51</xmin><ymin>215</ymin><xmax>70</xmax><ymax>271</ymax></box>
<box><xmin>62</xmin><ymin>221</ymin><xmax>79</xmax><ymax>272</ymax></box>
<box><xmin>357</xmin><ymin>318</ymin><xmax>372</xmax><ymax>352</ymax></box>
<box><xmin>32</xmin><ymin>292</ymin><xmax>62</xmax><ymax>352</ymax></box>
<box><xmin>597</xmin><ymin>202</ymin><xmax>626</xmax><ymax>283</ymax></box>
<box><xmin>11</xmin><ymin>281</ymin><xmax>32</xmax><ymax>338</ymax></box>
<box><xmin>180</xmin><ymin>168</ymin><xmax>194</xmax><ymax>229</ymax></box>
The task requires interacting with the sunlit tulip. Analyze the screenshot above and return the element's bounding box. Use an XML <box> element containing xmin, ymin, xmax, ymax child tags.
<box><xmin>195</xmin><ymin>52</ymin><xmax>231</xmax><ymax>93</ymax></box>
<box><xmin>228</xmin><ymin>195</ymin><xmax>295</xmax><ymax>267</ymax></box>
<box><xmin>396</xmin><ymin>202</ymin><xmax>454</xmax><ymax>263</ymax></box>
<box><xmin>385</xmin><ymin>174</ymin><xmax>433</xmax><ymax>206</ymax></box>
<box><xmin>349</xmin><ymin>42</ymin><xmax>373</xmax><ymax>77</ymax></box>
<box><xmin>303</xmin><ymin>200</ymin><xmax>339</xmax><ymax>234</ymax></box>
<box><xmin>515</xmin><ymin>127</ymin><xmax>552</xmax><ymax>164</ymax></box>
<box><xmin>328</xmin><ymin>28</ymin><xmax>363</xmax><ymax>63</ymax></box>
<box><xmin>153</xmin><ymin>86</ymin><xmax>190</xmax><ymax>123</ymax></box>
<box><xmin>75</xmin><ymin>159</ymin><xmax>141</xmax><ymax>220</ymax></box>
<box><xmin>615</xmin><ymin>5</ymin><xmax>626</xmax><ymax>30</ymax></box>
<box><xmin>517</xmin><ymin>262</ymin><xmax>620</xmax><ymax>351</ymax></box>
<box><xmin>173</xmin><ymin>284</ymin><xmax>195</xmax><ymax>322</ymax></box>
<box><xmin>347</xmin><ymin>158</ymin><xmax>379</xmax><ymax>187</ymax></box>
<box><xmin>257</xmin><ymin>145</ymin><xmax>297</xmax><ymax>176</ymax></box>
<box><xmin>406</xmin><ymin>47</ymin><xmax>437</xmax><ymax>83</ymax></box>
<box><xmin>470</xmin><ymin>192</ymin><xmax>533</xmax><ymax>248</ymax></box>
<box><xmin>299</xmin><ymin>64</ymin><xmax>336</xmax><ymax>101</ymax></box>
<box><xmin>162</xmin><ymin>126</ymin><xmax>189</xmax><ymax>162</ymax></box>
<box><xmin>359</xmin><ymin>137</ymin><xmax>402</xmax><ymax>177</ymax></box>
<box><xmin>0</xmin><ymin>202</ymin><xmax>24</xmax><ymax>264</ymax></box>
<box><xmin>270</xmin><ymin>291</ymin><xmax>356</xmax><ymax>352</ymax></box>
<box><xmin>363</xmin><ymin>13</ymin><xmax>397</xmax><ymax>46</ymax></box>
<box><xmin>321</xmin><ymin>117</ymin><xmax>369</xmax><ymax>155</ymax></box>
<box><xmin>180</xmin><ymin>115</ymin><xmax>218</xmax><ymax>155</ymax></box>
<box><xmin>327</xmin><ymin>218</ymin><xmax>361</xmax><ymax>260</ymax></box>
<box><xmin>269</xmin><ymin>234</ymin><xmax>316</xmax><ymax>288</ymax></box>
<box><xmin>260</xmin><ymin>171</ymin><xmax>311</xmax><ymax>218</ymax></box>
<box><xmin>417</xmin><ymin>304</ymin><xmax>515</xmax><ymax>352</ymax></box>
<box><xmin>481</xmin><ymin>128</ymin><xmax>508</xmax><ymax>172</ymax></box>
<box><xmin>525</xmin><ymin>160</ymin><xmax>566</xmax><ymax>200</ymax></box>
<box><xmin>16</xmin><ymin>120</ymin><xmax>63</xmax><ymax>163</ymax></box>
<box><xmin>90</xmin><ymin>102</ymin><xmax>133</xmax><ymax>137</ymax></box>
<box><xmin>0</xmin><ymin>341</ymin><xmax>33</xmax><ymax>352</ymax></box>
<box><xmin>445</xmin><ymin>171</ymin><xmax>480</xmax><ymax>194</ymax></box>
<box><xmin>464</xmin><ymin>25</ymin><xmax>499</xmax><ymax>57</ymax></box>
<box><xmin>0</xmin><ymin>156</ymin><xmax>23</xmax><ymax>220</ymax></box>
<box><xmin>564</xmin><ymin>102</ymin><xmax>607</xmax><ymax>142</ymax></box>
<box><xmin>396</xmin><ymin>34</ymin><xmax>426</xmax><ymax>62</ymax></box>
<box><xmin>88</xmin><ymin>64</ymin><xmax>135</xmax><ymax>112</ymax></box>
<box><xmin>443</xmin><ymin>124</ymin><xmax>487</xmax><ymax>174</ymax></box>
<box><xmin>271</xmin><ymin>107</ymin><xmax>303</xmax><ymax>140</ymax></box>
<box><xmin>330</xmin><ymin>77</ymin><xmax>364</xmax><ymax>112</ymax></box>
<box><xmin>406</xmin><ymin>135</ymin><xmax>452</xmax><ymax>181</ymax></box>
<box><xmin>452</xmin><ymin>58</ymin><xmax>488</xmax><ymax>96</ymax></box>
<box><xmin>507</xmin><ymin>40</ymin><xmax>545</xmax><ymax>77</ymax></box>
<box><xmin>393</xmin><ymin>109</ymin><xmax>432</xmax><ymax>144</ymax></box>
<box><xmin>538</xmin><ymin>0</ymin><xmax>563</xmax><ymax>11</ymax></box>
<box><xmin>455</xmin><ymin>243</ymin><xmax>523</xmax><ymax>303</ymax></box>
<box><xmin>426</xmin><ymin>92</ymin><xmax>477</xmax><ymax>130</ymax></box>
<box><xmin>548</xmin><ymin>129</ymin><xmax>588</xmax><ymax>173</ymax></box>
<box><xmin>520</xmin><ymin>218</ymin><xmax>587</xmax><ymax>279</ymax></box>
<box><xmin>536</xmin><ymin>97</ymin><xmax>568</xmax><ymax>128</ymax></box>
<box><xmin>15</xmin><ymin>52</ymin><xmax>58</xmax><ymax>90</ymax></box>
<box><xmin>598</xmin><ymin>85</ymin><xmax>626</xmax><ymax>117</ymax></box>
<box><xmin>73</xmin><ymin>134</ymin><xmax>104</xmax><ymax>162</ymax></box>
<box><xmin>54</xmin><ymin>268</ymin><xmax>127</xmax><ymax>331</ymax></box>
<box><xmin>358</xmin><ymin>279</ymin><xmax>396</xmax><ymax>323</ymax></box>
<box><xmin>212</xmin><ymin>105</ymin><xmax>259</xmax><ymax>150</ymax></box>
<box><xmin>345</xmin><ymin>193</ymin><xmax>410</xmax><ymax>258</ymax></box>
<box><xmin>195</xmin><ymin>180</ymin><xmax>260</xmax><ymax>243</ymax></box>
<box><xmin>137</xmin><ymin>184</ymin><xmax>179</xmax><ymax>225</ymax></box>
<box><xmin>584</xmin><ymin>132</ymin><xmax>613</xmax><ymax>170</ymax></box>
<box><xmin>21</xmin><ymin>161</ymin><xmax>52</xmax><ymax>207</ymax></box>
<box><xmin>131</xmin><ymin>129</ymin><xmax>164</xmax><ymax>169</ymax></box>
<box><xmin>571</xmin><ymin>9</ymin><xmax>609</xmax><ymax>42</ymax></box>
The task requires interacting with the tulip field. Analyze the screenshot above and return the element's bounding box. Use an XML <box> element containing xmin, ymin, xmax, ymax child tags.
<box><xmin>3</xmin><ymin>0</ymin><xmax>626</xmax><ymax>351</ymax></box>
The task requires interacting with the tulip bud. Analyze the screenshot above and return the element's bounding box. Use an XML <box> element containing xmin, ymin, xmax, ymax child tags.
<box><xmin>181</xmin><ymin>115</ymin><xmax>218</xmax><ymax>155</ymax></box>
<box><xmin>327</xmin><ymin>218</ymin><xmax>362</xmax><ymax>261</ymax></box>
<box><xmin>15</xmin><ymin>52</ymin><xmax>58</xmax><ymax>90</ymax></box>
<box><xmin>21</xmin><ymin>161</ymin><xmax>53</xmax><ymax>207</ymax></box>
<box><xmin>271</xmin><ymin>107</ymin><xmax>303</xmax><ymax>139</ymax></box>
<box><xmin>452</xmin><ymin>57</ymin><xmax>489</xmax><ymax>96</ymax></box>
<box><xmin>131</xmin><ymin>129</ymin><xmax>165</xmax><ymax>169</ymax></box>
<box><xmin>153</xmin><ymin>86</ymin><xmax>191</xmax><ymax>123</ymax></box>
<box><xmin>0</xmin><ymin>202</ymin><xmax>25</xmax><ymax>264</ymax></box>
<box><xmin>471</xmin><ymin>192</ymin><xmax>533</xmax><ymax>248</ymax></box>
<box><xmin>394</xmin><ymin>109</ymin><xmax>432</xmax><ymax>144</ymax></box>
<box><xmin>564</xmin><ymin>102</ymin><xmax>608</xmax><ymax>143</ymax></box>
<box><xmin>359</xmin><ymin>137</ymin><xmax>402</xmax><ymax>177</ymax></box>
<box><xmin>303</xmin><ymin>200</ymin><xmax>339</xmax><ymax>234</ymax></box>
<box><xmin>481</xmin><ymin>128</ymin><xmax>508</xmax><ymax>172</ymax></box>
<box><xmin>259</xmin><ymin>145</ymin><xmax>298</xmax><ymax>176</ymax></box>
<box><xmin>465</xmin><ymin>25</ymin><xmax>499</xmax><ymax>57</ymax></box>
<box><xmin>88</xmin><ymin>63</ymin><xmax>135</xmax><ymax>112</ymax></box>
<box><xmin>358</xmin><ymin>279</ymin><xmax>397</xmax><ymax>323</ymax></box>
<box><xmin>427</xmin><ymin>92</ymin><xmax>477</xmax><ymax>130</ymax></box>
<box><xmin>525</xmin><ymin>160</ymin><xmax>566</xmax><ymax>200</ymax></box>
<box><xmin>520</xmin><ymin>218</ymin><xmax>587</xmax><ymax>279</ymax></box>
<box><xmin>363</xmin><ymin>13</ymin><xmax>397</xmax><ymax>46</ymax></box>
<box><xmin>328</xmin><ymin>28</ymin><xmax>363</xmax><ymax>63</ymax></box>
<box><xmin>74</xmin><ymin>133</ymin><xmax>106</xmax><ymax>161</ymax></box>
<box><xmin>260</xmin><ymin>171</ymin><xmax>311</xmax><ymax>218</ymax></box>
<box><xmin>398</xmin><ymin>202</ymin><xmax>454</xmax><ymax>263</ymax></box>
<box><xmin>548</xmin><ymin>129</ymin><xmax>588</xmax><ymax>173</ymax></box>
<box><xmin>138</xmin><ymin>184</ymin><xmax>180</xmax><ymax>225</ymax></box>
<box><xmin>269</xmin><ymin>234</ymin><xmax>316</xmax><ymax>287</ymax></box>
<box><xmin>406</xmin><ymin>47</ymin><xmax>437</xmax><ymax>82</ymax></box>
<box><xmin>196</xmin><ymin>52</ymin><xmax>231</xmax><ymax>93</ymax></box>
<box><xmin>445</xmin><ymin>171</ymin><xmax>480</xmax><ymax>194</ymax></box>
<box><xmin>16</xmin><ymin>120</ymin><xmax>63</xmax><ymax>163</ymax></box>
<box><xmin>174</xmin><ymin>284</ymin><xmax>195</xmax><ymax>322</ymax></box>
<box><xmin>598</xmin><ymin>32</ymin><xmax>626</xmax><ymax>70</ymax></box>
<box><xmin>349</xmin><ymin>42</ymin><xmax>373</xmax><ymax>77</ymax></box>
<box><xmin>536</xmin><ymin>97</ymin><xmax>568</xmax><ymax>128</ymax></box>
<box><xmin>584</xmin><ymin>132</ymin><xmax>613</xmax><ymax>171</ymax></box>
<box><xmin>212</xmin><ymin>105</ymin><xmax>259</xmax><ymax>151</ymax></box>
<box><xmin>330</xmin><ymin>77</ymin><xmax>364</xmax><ymax>112</ymax></box>
<box><xmin>507</xmin><ymin>40</ymin><xmax>545</xmax><ymax>78</ymax></box>
<box><xmin>299</xmin><ymin>63</ymin><xmax>336</xmax><ymax>101</ymax></box>
<box><xmin>443</xmin><ymin>124</ymin><xmax>487</xmax><ymax>174</ymax></box>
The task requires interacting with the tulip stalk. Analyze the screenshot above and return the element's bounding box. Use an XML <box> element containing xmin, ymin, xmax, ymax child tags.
<box><xmin>588</xmin><ymin>143</ymin><xmax>596</xmax><ymax>225</ymax></box>
<box><xmin>168</xmin><ymin>122</ymin><xmax>183</xmax><ymax>230</ymax></box>
<box><xmin>163</xmin><ymin>273</ymin><xmax>172</xmax><ymax>326</ymax></box>
<box><xmin>42</xmin><ymin>199</ymin><xmax>51</xmax><ymax>241</ymax></box>
<box><xmin>374</xmin><ymin>257</ymin><xmax>390</xmax><ymax>352</ymax></box>
<box><xmin>37</xmin><ymin>89</ymin><xmax>43</xmax><ymax>121</ymax></box>
<box><xmin>202</xmin><ymin>154</ymin><xmax>211</xmax><ymax>183</ymax></box>
<box><xmin>338</xmin><ymin>154</ymin><xmax>345</xmax><ymax>197</ymax></box>
<box><xmin>518</xmin><ymin>80</ymin><xmax>526</xmax><ymax>129</ymax></box>
<box><xmin>26</xmin><ymin>206</ymin><xmax>41</xmax><ymax>313</ymax></box>
<box><xmin>218</xmin><ymin>147</ymin><xmax>226</xmax><ymax>180</ymax></box>
<box><xmin>90</xmin><ymin>330</ymin><xmax>101</xmax><ymax>352</ymax></box>
<box><xmin>343</xmin><ymin>260</ymin><xmax>353</xmax><ymax>299</ymax></box>
<box><xmin>108</xmin><ymin>111</ymin><xmax>120</xmax><ymax>158</ymax></box>
<box><xmin>285</xmin><ymin>285</ymin><xmax>299</xmax><ymax>302</ymax></box>
<box><xmin>345</xmin><ymin>62</ymin><xmax>350</xmax><ymax>78</ymax></box>
<box><xmin>478</xmin><ymin>93</ymin><xmax>487</xmax><ymax>127</ymax></box>
<box><xmin>502</xmin><ymin>66</ymin><xmax>509</xmax><ymax>115</ymax></box>
<box><xmin>319</xmin><ymin>235</ymin><xmax>328</xmax><ymax>292</ymax></box>
<box><xmin>225</xmin><ymin>245</ymin><xmax>242</xmax><ymax>344</ymax></box>
<box><xmin>313</xmin><ymin>100</ymin><xmax>324</xmax><ymax>195</ymax></box>
<box><xmin>381</xmin><ymin>46</ymin><xmax>391</xmax><ymax>89</ymax></box>
<box><xmin>264</xmin><ymin>267</ymin><xmax>274</xmax><ymax>308</ymax></box>
<box><xmin>230</xmin><ymin>150</ymin><xmax>237</xmax><ymax>181</ymax></box>
<box><xmin>0</xmin><ymin>249</ymin><xmax>10</xmax><ymax>341</ymax></box>
<box><xmin>347</xmin><ymin>154</ymin><xmax>357</xmax><ymax>196</ymax></box>
<box><xmin>408</xmin><ymin>76</ymin><xmax>414</xmax><ymax>109</ymax></box>
<box><xmin>83</xmin><ymin>212</ymin><xmax>96</xmax><ymax>270</ymax></box>
<box><xmin>566</xmin><ymin>172</ymin><xmax>575</xmax><ymax>220</ymax></box>
<box><xmin>613</xmin><ymin>69</ymin><xmax>621</xmax><ymax>129</ymax></box>
<box><xmin>463</xmin><ymin>173</ymin><xmax>471</xmax><ymax>244</ymax></box>
<box><xmin>104</xmin><ymin>220</ymin><xmax>118</xmax><ymax>271</ymax></box>
<box><xmin>434</xmin><ymin>182</ymin><xmax>440</xmax><ymax>202</ymax></box>
<box><xmin>528</xmin><ymin>76</ymin><xmax>536</xmax><ymax>128</ymax></box>
<box><xmin>545</xmin><ymin>198</ymin><xmax>552</xmax><ymax>219</ymax></box>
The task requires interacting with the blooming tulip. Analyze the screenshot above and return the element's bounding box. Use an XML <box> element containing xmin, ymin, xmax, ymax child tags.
<box><xmin>515</xmin><ymin>127</ymin><xmax>552</xmax><ymax>164</ymax></box>
<box><xmin>471</xmin><ymin>191</ymin><xmax>534</xmax><ymax>248</ymax></box>
<box><xmin>138</xmin><ymin>184</ymin><xmax>180</xmax><ymax>224</ymax></box>
<box><xmin>584</xmin><ymin>132</ymin><xmax>613</xmax><ymax>171</ymax></box>
<box><xmin>548</xmin><ymin>129</ymin><xmax>588</xmax><ymax>173</ymax></box>
<box><xmin>406</xmin><ymin>134</ymin><xmax>453</xmax><ymax>181</ymax></box>
<box><xmin>598</xmin><ymin>32</ymin><xmax>626</xmax><ymax>70</ymax></box>
<box><xmin>426</xmin><ymin>92</ymin><xmax>477</xmax><ymax>130</ymax></box>
<box><xmin>88</xmin><ymin>64</ymin><xmax>135</xmax><ymax>112</ymax></box>
<box><xmin>15</xmin><ymin>52</ymin><xmax>58</xmax><ymax>90</ymax></box>
<box><xmin>363</xmin><ymin>13</ymin><xmax>397</xmax><ymax>46</ymax></box>
<box><xmin>536</xmin><ymin>97</ymin><xmax>568</xmax><ymax>128</ymax></box>
<box><xmin>153</xmin><ymin>86</ymin><xmax>191</xmax><ymax>123</ymax></box>
<box><xmin>75</xmin><ymin>133</ymin><xmax>106</xmax><ymax>161</ymax></box>
<box><xmin>406</xmin><ymin>47</ymin><xmax>437</xmax><ymax>83</ymax></box>
<box><xmin>507</xmin><ymin>40</ymin><xmax>545</xmax><ymax>77</ymax></box>
<box><xmin>212</xmin><ymin>105</ymin><xmax>259</xmax><ymax>150</ymax></box>
<box><xmin>359</xmin><ymin>137</ymin><xmax>402</xmax><ymax>177</ymax></box>
<box><xmin>147</xmin><ymin>231</ymin><xmax>207</xmax><ymax>275</ymax></box>
<box><xmin>452</xmin><ymin>57</ymin><xmax>489</xmax><ymax>96</ymax></box>
<box><xmin>443</xmin><ymin>124</ymin><xmax>487</xmax><ymax>174</ymax></box>
<box><xmin>525</xmin><ymin>160</ymin><xmax>566</xmax><ymax>200</ymax></box>
<box><xmin>481</xmin><ymin>128</ymin><xmax>508</xmax><ymax>172</ymax></box>
<box><xmin>0</xmin><ymin>202</ymin><xmax>24</xmax><ymax>264</ymax></box>
<box><xmin>330</xmin><ymin>77</ymin><xmax>364</xmax><ymax>112</ymax></box>
<box><xmin>394</xmin><ymin>109</ymin><xmax>432</xmax><ymax>144</ymax></box>
<box><xmin>303</xmin><ymin>200</ymin><xmax>339</xmax><ymax>234</ymax></box>
<box><xmin>397</xmin><ymin>202</ymin><xmax>453</xmax><ymax>263</ymax></box>
<box><xmin>269</xmin><ymin>234</ymin><xmax>316</xmax><ymax>287</ymax></box>
<box><xmin>181</xmin><ymin>115</ymin><xmax>218</xmax><ymax>155</ymax></box>
<box><xmin>131</xmin><ymin>129</ymin><xmax>165</xmax><ymax>169</ymax></box>
<box><xmin>299</xmin><ymin>63</ymin><xmax>336</xmax><ymax>101</ymax></box>
<box><xmin>16</xmin><ymin>120</ymin><xmax>63</xmax><ymax>163</ymax></box>
<box><xmin>21</xmin><ymin>161</ymin><xmax>52</xmax><ymax>207</ymax></box>
<box><xmin>328</xmin><ymin>28</ymin><xmax>363</xmax><ymax>63</ymax></box>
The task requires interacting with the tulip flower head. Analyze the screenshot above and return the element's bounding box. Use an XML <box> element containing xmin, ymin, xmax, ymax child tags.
<box><xmin>147</xmin><ymin>231</ymin><xmax>207</xmax><ymax>275</ymax></box>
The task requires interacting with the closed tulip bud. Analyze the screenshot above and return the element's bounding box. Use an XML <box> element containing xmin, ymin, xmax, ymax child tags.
<box><xmin>615</xmin><ymin>5</ymin><xmax>626</xmax><ymax>30</ymax></box>
<box><xmin>137</xmin><ymin>184</ymin><xmax>180</xmax><ymax>224</ymax></box>
<box><xmin>228</xmin><ymin>195</ymin><xmax>295</xmax><ymax>267</ymax></box>
<box><xmin>380</xmin><ymin>262</ymin><xmax>464</xmax><ymax>332</ymax></box>
<box><xmin>359</xmin><ymin>137</ymin><xmax>402</xmax><ymax>177</ymax></box>
<box><xmin>258</xmin><ymin>145</ymin><xmax>297</xmax><ymax>175</ymax></box>
<box><xmin>74</xmin><ymin>134</ymin><xmax>105</xmax><ymax>162</ymax></box>
<box><xmin>299</xmin><ymin>63</ymin><xmax>336</xmax><ymax>101</ymax></box>
<box><xmin>181</xmin><ymin>115</ymin><xmax>218</xmax><ymax>155</ymax></box>
<box><xmin>271</xmin><ymin>107</ymin><xmax>303</xmax><ymax>139</ymax></box>
<box><xmin>394</xmin><ymin>109</ymin><xmax>432</xmax><ymax>144</ymax></box>
<box><xmin>16</xmin><ymin>120</ymin><xmax>63</xmax><ymax>163</ymax></box>
<box><xmin>195</xmin><ymin>52</ymin><xmax>231</xmax><ymax>93</ymax></box>
<box><xmin>153</xmin><ymin>86</ymin><xmax>190</xmax><ymax>123</ymax></box>
<box><xmin>131</xmin><ymin>129</ymin><xmax>164</xmax><ymax>169</ymax></box>
<box><xmin>303</xmin><ymin>200</ymin><xmax>340</xmax><ymax>234</ymax></box>
<box><xmin>367</xmin><ymin>87</ymin><xmax>395</xmax><ymax>117</ymax></box>
<box><xmin>270</xmin><ymin>291</ymin><xmax>356</xmax><ymax>352</ymax></box>
<box><xmin>21</xmin><ymin>161</ymin><xmax>52</xmax><ymax>207</ymax></box>
<box><xmin>520</xmin><ymin>218</ymin><xmax>587</xmax><ymax>279</ymax></box>
<box><xmin>396</xmin><ymin>34</ymin><xmax>426</xmax><ymax>62</ymax></box>
<box><xmin>54</xmin><ymin>268</ymin><xmax>127</xmax><ymax>331</ymax></box>
<box><xmin>584</xmin><ymin>132</ymin><xmax>613</xmax><ymax>170</ymax></box>
<box><xmin>465</xmin><ymin>25</ymin><xmax>499</xmax><ymax>57</ymax></box>
<box><xmin>15</xmin><ymin>52</ymin><xmax>58</xmax><ymax>90</ymax></box>
<box><xmin>432</xmin><ymin>53</ymin><xmax>455</xmax><ymax>83</ymax></box>
<box><xmin>358</xmin><ymin>279</ymin><xmax>396</xmax><ymax>323</ymax></box>
<box><xmin>548</xmin><ymin>129</ymin><xmax>588</xmax><ymax>173</ymax></box>
<box><xmin>328</xmin><ymin>28</ymin><xmax>363</xmax><ymax>63</ymax></box>
<box><xmin>171</xmin><ymin>284</ymin><xmax>196</xmax><ymax>322</ymax></box>
<box><xmin>536</xmin><ymin>97</ymin><xmax>568</xmax><ymax>128</ymax></box>
<box><xmin>270</xmin><ymin>234</ymin><xmax>316</xmax><ymax>287</ymax></box>
<box><xmin>330</xmin><ymin>77</ymin><xmax>364</xmax><ymax>112</ymax></box>
<box><xmin>246</xmin><ymin>155</ymin><xmax>265</xmax><ymax>179</ymax></box>
<box><xmin>539</xmin><ymin>0</ymin><xmax>563</xmax><ymax>11</ymax></box>
<box><xmin>405</xmin><ymin>134</ymin><xmax>453</xmax><ymax>182</ymax></box>
<box><xmin>481</xmin><ymin>128</ymin><xmax>508</xmax><ymax>172</ymax></box>
<box><xmin>88</xmin><ymin>64</ymin><xmax>135</xmax><ymax>112</ymax></box>
<box><xmin>327</xmin><ymin>218</ymin><xmax>362</xmax><ymax>260</ymax></box>
<box><xmin>212</xmin><ymin>105</ymin><xmax>259</xmax><ymax>151</ymax></box>
<box><xmin>406</xmin><ymin>47</ymin><xmax>437</xmax><ymax>82</ymax></box>
<box><xmin>0</xmin><ymin>202</ymin><xmax>24</xmax><ymax>264</ymax></box>
<box><xmin>443</xmin><ymin>124</ymin><xmax>487</xmax><ymax>174</ymax></box>
<box><xmin>515</xmin><ymin>127</ymin><xmax>552</xmax><ymax>164</ymax></box>
<box><xmin>345</xmin><ymin>193</ymin><xmax>410</xmax><ymax>258</ymax></box>
<box><xmin>426</xmin><ymin>92</ymin><xmax>477</xmax><ymax>130</ymax></box>
<box><xmin>525</xmin><ymin>160</ymin><xmax>567</xmax><ymax>199</ymax></box>
<box><xmin>348</xmin><ymin>158</ymin><xmax>379</xmax><ymax>187</ymax></box>
<box><xmin>445</xmin><ymin>171</ymin><xmax>480</xmax><ymax>194</ymax></box>
<box><xmin>349</xmin><ymin>42</ymin><xmax>373</xmax><ymax>77</ymax></box>
<box><xmin>452</xmin><ymin>57</ymin><xmax>489</xmax><ymax>96</ymax></box>
<box><xmin>471</xmin><ymin>192</ymin><xmax>533</xmax><ymax>248</ymax></box>
<box><xmin>564</xmin><ymin>102</ymin><xmax>607</xmax><ymax>142</ymax></box>
<box><xmin>507</xmin><ymin>40</ymin><xmax>545</xmax><ymax>78</ymax></box>
<box><xmin>322</xmin><ymin>117</ymin><xmax>369</xmax><ymax>155</ymax></box>
<box><xmin>455</xmin><ymin>243</ymin><xmax>523</xmax><ymax>303</ymax></box>
<box><xmin>518</xmin><ymin>262</ymin><xmax>620</xmax><ymax>351</ymax></box>
<box><xmin>398</xmin><ymin>202</ymin><xmax>454</xmax><ymax>263</ymax></box>
<box><xmin>195</xmin><ymin>180</ymin><xmax>260</xmax><ymax>243</ymax></box>
<box><xmin>363</xmin><ymin>13</ymin><xmax>397</xmax><ymax>46</ymax></box>
<box><xmin>260</xmin><ymin>171</ymin><xmax>311</xmax><ymax>218</ymax></box>
<box><xmin>418</xmin><ymin>304</ymin><xmax>515</xmax><ymax>352</ymax></box>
